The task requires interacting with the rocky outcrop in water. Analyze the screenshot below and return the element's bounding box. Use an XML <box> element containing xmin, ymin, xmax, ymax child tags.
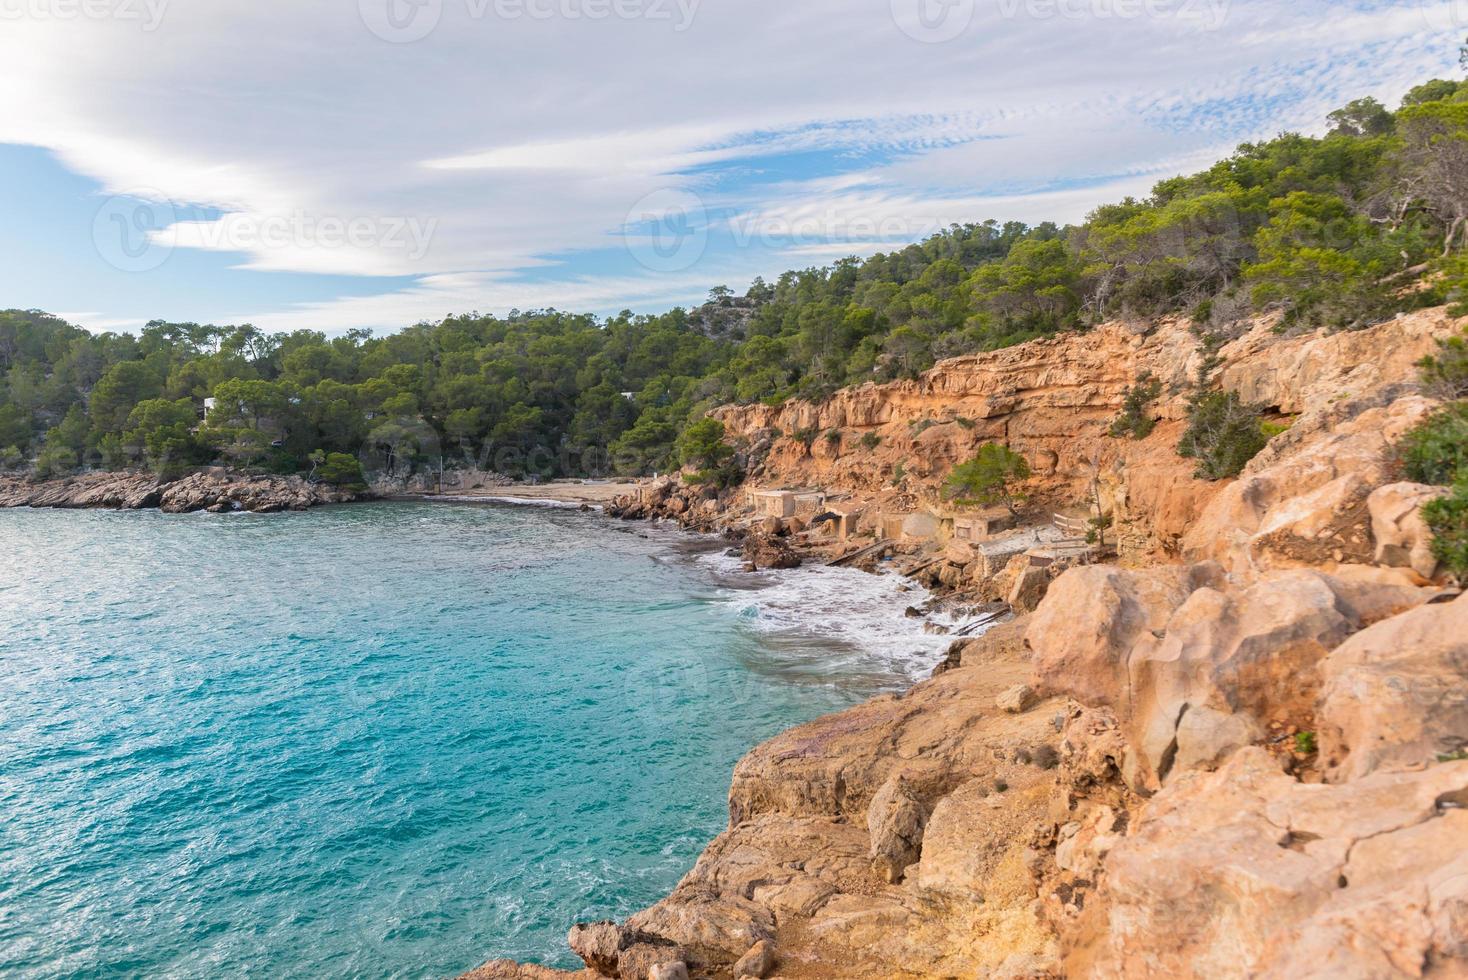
<box><xmin>0</xmin><ymin>470</ymin><xmax>364</xmax><ymax>513</ymax></box>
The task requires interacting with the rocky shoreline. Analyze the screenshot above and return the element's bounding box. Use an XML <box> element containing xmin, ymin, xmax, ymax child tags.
<box><xmin>6</xmin><ymin>309</ymin><xmax>1465</xmax><ymax>978</ymax></box>
<box><xmin>0</xmin><ymin>469</ymin><xmax>364</xmax><ymax>514</ymax></box>
<box><xmin>472</xmin><ymin>308</ymin><xmax>1468</xmax><ymax>980</ymax></box>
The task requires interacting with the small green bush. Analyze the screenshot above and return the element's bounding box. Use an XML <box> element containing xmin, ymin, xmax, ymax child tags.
<box><xmin>1401</xmin><ymin>404</ymin><xmax>1468</xmax><ymax>486</ymax></box>
<box><xmin>790</xmin><ymin>427</ymin><xmax>820</xmax><ymax>449</ymax></box>
<box><xmin>859</xmin><ymin>432</ymin><xmax>882</xmax><ymax>450</ymax></box>
<box><xmin>1194</xmin><ymin>332</ymin><xmax>1226</xmax><ymax>385</ymax></box>
<box><xmin>1178</xmin><ymin>390</ymin><xmax>1269</xmax><ymax>481</ymax></box>
<box><xmin>1417</xmin><ymin>325</ymin><xmax>1468</xmax><ymax>399</ymax></box>
<box><xmin>33</xmin><ymin>444</ymin><xmax>78</xmax><ymax>480</ymax></box>
<box><xmin>1423</xmin><ymin>481</ymin><xmax>1468</xmax><ymax>580</ymax></box>
<box><xmin>1110</xmin><ymin>374</ymin><xmax>1163</xmax><ymax>440</ymax></box>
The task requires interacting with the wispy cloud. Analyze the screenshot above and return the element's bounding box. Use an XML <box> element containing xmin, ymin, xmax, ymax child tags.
<box><xmin>0</xmin><ymin>0</ymin><xmax>1457</xmax><ymax>332</ymax></box>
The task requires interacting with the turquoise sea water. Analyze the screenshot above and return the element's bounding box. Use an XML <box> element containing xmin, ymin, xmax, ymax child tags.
<box><xmin>0</xmin><ymin>503</ymin><xmax>950</xmax><ymax>978</ymax></box>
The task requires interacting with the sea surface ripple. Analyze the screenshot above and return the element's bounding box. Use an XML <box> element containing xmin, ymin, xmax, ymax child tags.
<box><xmin>0</xmin><ymin>502</ymin><xmax>955</xmax><ymax>978</ymax></box>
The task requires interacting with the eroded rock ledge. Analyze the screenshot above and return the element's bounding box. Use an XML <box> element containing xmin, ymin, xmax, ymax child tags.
<box><xmin>0</xmin><ymin>469</ymin><xmax>364</xmax><ymax>513</ymax></box>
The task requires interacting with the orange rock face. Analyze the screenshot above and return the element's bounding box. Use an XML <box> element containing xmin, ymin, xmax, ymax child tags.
<box><xmin>715</xmin><ymin>307</ymin><xmax>1459</xmax><ymax>562</ymax></box>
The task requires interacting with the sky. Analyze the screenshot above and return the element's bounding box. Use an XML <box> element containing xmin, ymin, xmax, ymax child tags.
<box><xmin>0</xmin><ymin>0</ymin><xmax>1459</xmax><ymax>336</ymax></box>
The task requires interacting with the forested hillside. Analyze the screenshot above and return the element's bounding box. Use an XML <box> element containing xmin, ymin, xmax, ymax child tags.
<box><xmin>3</xmin><ymin>77</ymin><xmax>1466</xmax><ymax>481</ymax></box>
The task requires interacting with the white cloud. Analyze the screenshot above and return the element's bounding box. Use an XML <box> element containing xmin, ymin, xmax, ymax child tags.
<box><xmin>50</xmin><ymin>311</ymin><xmax>147</xmax><ymax>333</ymax></box>
<box><xmin>0</xmin><ymin>0</ymin><xmax>1457</xmax><ymax>331</ymax></box>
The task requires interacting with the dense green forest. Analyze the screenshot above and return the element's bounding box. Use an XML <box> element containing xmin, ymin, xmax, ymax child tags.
<box><xmin>3</xmin><ymin>77</ymin><xmax>1468</xmax><ymax>482</ymax></box>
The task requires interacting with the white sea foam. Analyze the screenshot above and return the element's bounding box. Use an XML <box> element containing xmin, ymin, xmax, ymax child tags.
<box><xmin>693</xmin><ymin>547</ymin><xmax>993</xmax><ymax>684</ymax></box>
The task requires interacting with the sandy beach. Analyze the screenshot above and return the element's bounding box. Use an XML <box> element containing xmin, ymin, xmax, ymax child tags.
<box><xmin>423</xmin><ymin>481</ymin><xmax>637</xmax><ymax>506</ymax></box>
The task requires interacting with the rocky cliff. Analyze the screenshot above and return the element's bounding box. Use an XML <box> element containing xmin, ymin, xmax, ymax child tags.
<box><xmin>479</xmin><ymin>308</ymin><xmax>1466</xmax><ymax>979</ymax></box>
<box><xmin>714</xmin><ymin>307</ymin><xmax>1454</xmax><ymax>561</ymax></box>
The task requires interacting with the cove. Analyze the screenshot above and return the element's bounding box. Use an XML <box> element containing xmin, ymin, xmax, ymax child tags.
<box><xmin>0</xmin><ymin>502</ymin><xmax>944</xmax><ymax>978</ymax></box>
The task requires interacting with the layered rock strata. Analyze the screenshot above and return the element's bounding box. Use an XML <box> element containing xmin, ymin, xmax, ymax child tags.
<box><xmin>0</xmin><ymin>469</ymin><xmax>363</xmax><ymax>513</ymax></box>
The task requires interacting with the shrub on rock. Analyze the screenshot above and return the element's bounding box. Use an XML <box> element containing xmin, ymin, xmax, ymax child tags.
<box><xmin>1423</xmin><ymin>481</ymin><xmax>1468</xmax><ymax>579</ymax></box>
<box><xmin>1177</xmin><ymin>389</ymin><xmax>1270</xmax><ymax>480</ymax></box>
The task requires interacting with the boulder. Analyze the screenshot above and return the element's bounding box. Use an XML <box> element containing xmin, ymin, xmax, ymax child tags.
<box><xmin>1172</xmin><ymin>705</ymin><xmax>1263</xmax><ymax>774</ymax></box>
<box><xmin>1034</xmin><ymin>564</ymin><xmax>1434</xmax><ymax>790</ymax></box>
<box><xmin>617</xmin><ymin>943</ymin><xmax>684</xmax><ymax>980</ymax></box>
<box><xmin>1026</xmin><ymin>563</ymin><xmax>1225</xmax><ymax>709</ymax></box>
<box><xmin>731</xmin><ymin>939</ymin><xmax>776</xmax><ymax>978</ymax></box>
<box><xmin>1318</xmin><ymin>592</ymin><xmax>1468</xmax><ymax>782</ymax></box>
<box><xmin>567</xmin><ymin>922</ymin><xmax>623</xmax><ymax>975</ymax></box>
<box><xmin>646</xmin><ymin>965</ymin><xmax>687</xmax><ymax>980</ymax></box>
<box><xmin>741</xmin><ymin>533</ymin><xmax>802</xmax><ymax>571</ymax></box>
<box><xmin>867</xmin><ymin>775</ymin><xmax>929</xmax><ymax>883</ymax></box>
<box><xmin>1368</xmin><ymin>482</ymin><xmax>1450</xmax><ymax>581</ymax></box>
<box><xmin>912</xmin><ymin>772</ymin><xmax>1052</xmax><ymax>902</ymax></box>
<box><xmin>996</xmin><ymin>684</ymin><xmax>1036</xmax><ymax>714</ymax></box>
<box><xmin>1183</xmin><ymin>393</ymin><xmax>1439</xmax><ymax>579</ymax></box>
<box><xmin>1091</xmin><ymin>749</ymin><xmax>1468</xmax><ymax>978</ymax></box>
<box><xmin>1006</xmin><ymin>562</ymin><xmax>1052</xmax><ymax>613</ymax></box>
